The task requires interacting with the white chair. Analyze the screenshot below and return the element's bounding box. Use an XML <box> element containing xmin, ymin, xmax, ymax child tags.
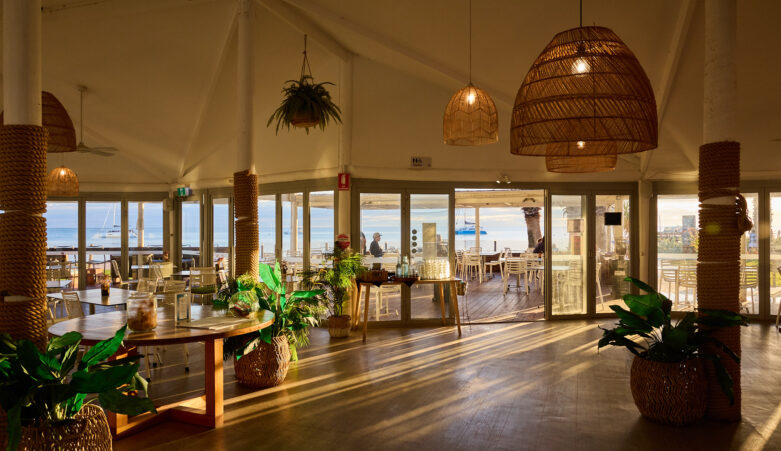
<box><xmin>136</xmin><ymin>277</ymin><xmax>160</xmax><ymax>294</ymax></box>
<box><xmin>484</xmin><ymin>249</ymin><xmax>505</xmax><ymax>280</ymax></box>
<box><xmin>60</xmin><ymin>292</ymin><xmax>85</xmax><ymax>319</ymax></box>
<box><xmin>739</xmin><ymin>264</ymin><xmax>758</xmax><ymax>314</ymax></box>
<box><xmin>462</xmin><ymin>252</ymin><xmax>483</xmax><ymax>283</ymax></box>
<box><xmin>455</xmin><ymin>250</ymin><xmax>464</xmax><ymax>278</ymax></box>
<box><xmin>375</xmin><ymin>261</ymin><xmax>400</xmax><ymax>319</ymax></box>
<box><xmin>775</xmin><ymin>267</ymin><xmax>781</xmax><ymax>331</ymax></box>
<box><xmin>678</xmin><ymin>264</ymin><xmax>697</xmax><ymax>309</ymax></box>
<box><xmin>503</xmin><ymin>258</ymin><xmax>525</xmax><ymax>295</ymax></box>
<box><xmin>111</xmin><ymin>259</ymin><xmax>138</xmax><ymax>289</ymax></box>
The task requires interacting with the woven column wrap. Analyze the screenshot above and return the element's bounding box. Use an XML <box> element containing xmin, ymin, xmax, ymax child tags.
<box><xmin>0</xmin><ymin>125</ymin><xmax>48</xmax><ymax>213</ymax></box>
<box><xmin>0</xmin><ymin>212</ymin><xmax>47</xmax><ymax>298</ymax></box>
<box><xmin>697</xmin><ymin>140</ymin><xmax>741</xmax><ymax>422</ymax></box>
<box><xmin>234</xmin><ymin>170</ymin><xmax>259</xmax><ymax>279</ymax></box>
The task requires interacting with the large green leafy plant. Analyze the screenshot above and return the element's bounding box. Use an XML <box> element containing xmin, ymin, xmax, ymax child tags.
<box><xmin>598</xmin><ymin>277</ymin><xmax>748</xmax><ymax>403</ymax></box>
<box><xmin>221</xmin><ymin>262</ymin><xmax>325</xmax><ymax>361</ymax></box>
<box><xmin>267</xmin><ymin>75</ymin><xmax>342</xmax><ymax>134</ymax></box>
<box><xmin>303</xmin><ymin>244</ymin><xmax>364</xmax><ymax>317</ymax></box>
<box><xmin>0</xmin><ymin>326</ymin><xmax>156</xmax><ymax>450</ymax></box>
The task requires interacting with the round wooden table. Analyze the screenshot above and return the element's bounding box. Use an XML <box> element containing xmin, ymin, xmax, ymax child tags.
<box><xmin>48</xmin><ymin>305</ymin><xmax>274</xmax><ymax>439</ymax></box>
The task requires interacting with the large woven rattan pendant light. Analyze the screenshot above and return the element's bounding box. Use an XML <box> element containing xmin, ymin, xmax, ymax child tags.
<box><xmin>511</xmin><ymin>1</ymin><xmax>657</xmax><ymax>158</ymax></box>
<box><xmin>546</xmin><ymin>155</ymin><xmax>616</xmax><ymax>173</ymax></box>
<box><xmin>47</xmin><ymin>165</ymin><xmax>79</xmax><ymax>196</ymax></box>
<box><xmin>1</xmin><ymin>91</ymin><xmax>77</xmax><ymax>153</ymax></box>
<box><xmin>443</xmin><ymin>0</ymin><xmax>498</xmax><ymax>146</ymax></box>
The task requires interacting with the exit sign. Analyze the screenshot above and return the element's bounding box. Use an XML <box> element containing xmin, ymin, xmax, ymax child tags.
<box><xmin>411</xmin><ymin>156</ymin><xmax>432</xmax><ymax>169</ymax></box>
<box><xmin>176</xmin><ymin>187</ymin><xmax>192</xmax><ymax>197</ymax></box>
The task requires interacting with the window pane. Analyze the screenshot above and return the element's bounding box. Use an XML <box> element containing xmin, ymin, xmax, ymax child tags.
<box><xmin>128</xmin><ymin>201</ymin><xmax>164</xmax><ymax>279</ymax></box>
<box><xmin>310</xmin><ymin>191</ymin><xmax>334</xmax><ymax>267</ymax></box>
<box><xmin>656</xmin><ymin>195</ymin><xmax>698</xmax><ymax>311</ymax></box>
<box><xmin>411</xmin><ymin>194</ymin><xmax>449</xmax><ymax>320</ymax></box>
<box><xmin>551</xmin><ymin>195</ymin><xmax>587</xmax><ymax>315</ymax></box>
<box><xmin>259</xmin><ymin>195</ymin><xmax>276</xmax><ymax>262</ymax></box>
<box><xmin>740</xmin><ymin>194</ymin><xmax>758</xmax><ymax>315</ymax></box>
<box><xmin>360</xmin><ymin>193</ymin><xmax>401</xmax><ymax>321</ymax></box>
<box><xmin>281</xmin><ymin>193</ymin><xmax>303</xmax><ymax>272</ymax></box>
<box><xmin>772</xmin><ymin>194</ymin><xmax>781</xmax><ymax>317</ymax></box>
<box><xmin>213</xmin><ymin>198</ymin><xmax>230</xmax><ymax>270</ymax></box>
<box><xmin>86</xmin><ymin>201</ymin><xmax>121</xmax><ymax>287</ymax></box>
<box><xmin>596</xmin><ymin>195</ymin><xmax>631</xmax><ymax>313</ymax></box>
<box><xmin>44</xmin><ymin>201</ymin><xmax>78</xmax><ymax>287</ymax></box>
<box><xmin>181</xmin><ymin>200</ymin><xmax>200</xmax><ymax>269</ymax></box>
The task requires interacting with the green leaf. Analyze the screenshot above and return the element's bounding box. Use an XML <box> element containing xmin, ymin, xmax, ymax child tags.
<box><xmin>289</xmin><ymin>290</ymin><xmax>324</xmax><ymax>299</ymax></box>
<box><xmin>47</xmin><ymin>331</ymin><xmax>82</xmax><ymax>354</ymax></box>
<box><xmin>259</xmin><ymin>327</ymin><xmax>272</xmax><ymax>345</ymax></box>
<box><xmin>5</xmin><ymin>403</ymin><xmax>21</xmax><ymax>451</ymax></box>
<box><xmin>625</xmin><ymin>277</ymin><xmax>657</xmax><ymax>294</ymax></box>
<box><xmin>623</xmin><ymin>293</ymin><xmax>663</xmax><ymax>318</ymax></box>
<box><xmin>70</xmin><ymin>364</ymin><xmax>139</xmax><ymax>393</ymax></box>
<box><xmin>697</xmin><ymin>309</ymin><xmax>749</xmax><ymax>328</ymax></box>
<box><xmin>661</xmin><ymin>325</ymin><xmax>689</xmax><ymax>349</ymax></box>
<box><xmin>80</xmin><ymin>325</ymin><xmax>127</xmax><ymax>370</ymax></box>
<box><xmin>705</xmin><ymin>353</ymin><xmax>735</xmax><ymax>404</ymax></box>
<box><xmin>609</xmin><ymin>305</ymin><xmax>653</xmax><ymax>332</ymax></box>
<box><xmin>17</xmin><ymin>340</ymin><xmax>58</xmax><ymax>380</ymax></box>
<box><xmin>258</xmin><ymin>264</ymin><xmax>282</xmax><ymax>294</ymax></box>
<box><xmin>98</xmin><ymin>389</ymin><xmax>157</xmax><ymax>416</ymax></box>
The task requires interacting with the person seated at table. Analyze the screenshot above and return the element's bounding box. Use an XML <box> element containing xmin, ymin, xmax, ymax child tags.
<box><xmin>533</xmin><ymin>236</ymin><xmax>545</xmax><ymax>254</ymax></box>
<box><xmin>370</xmin><ymin>232</ymin><xmax>384</xmax><ymax>257</ymax></box>
<box><xmin>360</xmin><ymin>232</ymin><xmax>367</xmax><ymax>255</ymax></box>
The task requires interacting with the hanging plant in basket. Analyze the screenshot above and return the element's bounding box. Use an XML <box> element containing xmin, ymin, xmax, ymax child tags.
<box><xmin>267</xmin><ymin>35</ymin><xmax>342</xmax><ymax>134</ymax></box>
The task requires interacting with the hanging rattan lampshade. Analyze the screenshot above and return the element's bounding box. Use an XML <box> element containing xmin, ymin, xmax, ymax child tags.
<box><xmin>545</xmin><ymin>155</ymin><xmax>616</xmax><ymax>173</ymax></box>
<box><xmin>47</xmin><ymin>166</ymin><xmax>79</xmax><ymax>196</ymax></box>
<box><xmin>0</xmin><ymin>91</ymin><xmax>76</xmax><ymax>153</ymax></box>
<box><xmin>511</xmin><ymin>26</ymin><xmax>657</xmax><ymax>157</ymax></box>
<box><xmin>444</xmin><ymin>84</ymin><xmax>498</xmax><ymax>146</ymax></box>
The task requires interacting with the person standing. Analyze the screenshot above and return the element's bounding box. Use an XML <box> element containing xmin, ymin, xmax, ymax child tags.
<box><xmin>360</xmin><ymin>232</ymin><xmax>367</xmax><ymax>255</ymax></box>
<box><xmin>369</xmin><ymin>232</ymin><xmax>384</xmax><ymax>257</ymax></box>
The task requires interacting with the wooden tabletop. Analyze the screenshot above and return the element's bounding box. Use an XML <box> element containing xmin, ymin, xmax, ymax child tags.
<box><xmin>357</xmin><ymin>277</ymin><xmax>462</xmax><ymax>286</ymax></box>
<box><xmin>48</xmin><ymin>305</ymin><xmax>275</xmax><ymax>346</ymax></box>
<box><xmin>47</xmin><ymin>288</ymin><xmax>136</xmax><ymax>306</ymax></box>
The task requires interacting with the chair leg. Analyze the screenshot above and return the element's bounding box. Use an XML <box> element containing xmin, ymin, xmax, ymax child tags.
<box><xmin>144</xmin><ymin>348</ymin><xmax>152</xmax><ymax>381</ymax></box>
<box><xmin>183</xmin><ymin>344</ymin><xmax>189</xmax><ymax>372</ymax></box>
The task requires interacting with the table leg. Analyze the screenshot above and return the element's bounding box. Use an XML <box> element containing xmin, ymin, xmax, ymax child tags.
<box><xmin>351</xmin><ymin>283</ymin><xmax>361</xmax><ymax>328</ymax></box>
<box><xmin>204</xmin><ymin>338</ymin><xmax>224</xmax><ymax>426</ymax></box>
<box><xmin>362</xmin><ymin>285</ymin><xmax>371</xmax><ymax>343</ymax></box>
<box><xmin>438</xmin><ymin>283</ymin><xmax>446</xmax><ymax>326</ymax></box>
<box><xmin>89</xmin><ymin>303</ymin><xmax>95</xmax><ymax>315</ymax></box>
<box><xmin>450</xmin><ymin>281</ymin><xmax>462</xmax><ymax>336</ymax></box>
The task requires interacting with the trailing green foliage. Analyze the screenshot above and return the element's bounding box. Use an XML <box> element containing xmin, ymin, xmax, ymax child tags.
<box><xmin>267</xmin><ymin>75</ymin><xmax>342</xmax><ymax>134</ymax></box>
<box><xmin>222</xmin><ymin>262</ymin><xmax>326</xmax><ymax>361</ymax></box>
<box><xmin>0</xmin><ymin>326</ymin><xmax>156</xmax><ymax>451</ymax></box>
<box><xmin>598</xmin><ymin>277</ymin><xmax>748</xmax><ymax>404</ymax></box>
<box><xmin>302</xmin><ymin>244</ymin><xmax>365</xmax><ymax>317</ymax></box>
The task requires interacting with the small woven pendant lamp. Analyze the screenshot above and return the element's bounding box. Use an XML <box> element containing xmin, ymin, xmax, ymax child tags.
<box><xmin>545</xmin><ymin>155</ymin><xmax>616</xmax><ymax>173</ymax></box>
<box><xmin>0</xmin><ymin>91</ymin><xmax>76</xmax><ymax>153</ymax></box>
<box><xmin>47</xmin><ymin>166</ymin><xmax>79</xmax><ymax>196</ymax></box>
<box><xmin>443</xmin><ymin>0</ymin><xmax>498</xmax><ymax>146</ymax></box>
<box><xmin>510</xmin><ymin>1</ymin><xmax>657</xmax><ymax>160</ymax></box>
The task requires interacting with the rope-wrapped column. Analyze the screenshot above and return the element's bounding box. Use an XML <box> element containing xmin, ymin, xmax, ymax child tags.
<box><xmin>697</xmin><ymin>141</ymin><xmax>745</xmax><ymax>421</ymax></box>
<box><xmin>0</xmin><ymin>125</ymin><xmax>49</xmax><ymax>349</ymax></box>
<box><xmin>233</xmin><ymin>170</ymin><xmax>258</xmax><ymax>280</ymax></box>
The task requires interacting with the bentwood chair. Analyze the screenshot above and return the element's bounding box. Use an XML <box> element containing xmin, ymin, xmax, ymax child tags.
<box><xmin>463</xmin><ymin>252</ymin><xmax>483</xmax><ymax>283</ymax></box>
<box><xmin>484</xmin><ymin>249</ymin><xmax>505</xmax><ymax>280</ymax></box>
<box><xmin>111</xmin><ymin>259</ymin><xmax>138</xmax><ymax>289</ymax></box>
<box><xmin>678</xmin><ymin>263</ymin><xmax>698</xmax><ymax>309</ymax></box>
<box><xmin>739</xmin><ymin>263</ymin><xmax>758</xmax><ymax>314</ymax></box>
<box><xmin>502</xmin><ymin>258</ymin><xmax>525</xmax><ymax>295</ymax></box>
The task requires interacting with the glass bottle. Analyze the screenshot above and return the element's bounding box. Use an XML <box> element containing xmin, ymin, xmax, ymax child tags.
<box><xmin>395</xmin><ymin>255</ymin><xmax>402</xmax><ymax>276</ymax></box>
<box><xmin>401</xmin><ymin>256</ymin><xmax>409</xmax><ymax>277</ymax></box>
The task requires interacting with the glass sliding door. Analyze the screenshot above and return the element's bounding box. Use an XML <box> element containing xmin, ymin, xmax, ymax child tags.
<box><xmin>181</xmin><ymin>200</ymin><xmax>200</xmax><ymax>269</ymax></box>
<box><xmin>258</xmin><ymin>195</ymin><xmax>276</xmax><ymax>263</ymax></box>
<box><xmin>213</xmin><ymin>198</ymin><xmax>230</xmax><ymax>271</ymax></box>
<box><xmin>360</xmin><ymin>193</ymin><xmax>401</xmax><ymax>321</ymax></box>
<box><xmin>310</xmin><ymin>191</ymin><xmax>335</xmax><ymax>268</ymax></box>
<box><xmin>44</xmin><ymin>201</ymin><xmax>79</xmax><ymax>288</ymax></box>
<box><xmin>128</xmin><ymin>201</ymin><xmax>164</xmax><ymax>279</ymax></box>
<box><xmin>410</xmin><ymin>194</ymin><xmax>449</xmax><ymax>320</ymax></box>
<box><xmin>551</xmin><ymin>195</ymin><xmax>587</xmax><ymax>315</ymax></box>
<box><xmin>86</xmin><ymin>201</ymin><xmax>121</xmax><ymax>287</ymax></box>
<box><xmin>595</xmin><ymin>195</ymin><xmax>631</xmax><ymax>313</ymax></box>
<box><xmin>656</xmin><ymin>194</ymin><xmax>699</xmax><ymax>311</ymax></box>
<box><xmin>739</xmin><ymin>193</ymin><xmax>759</xmax><ymax>315</ymax></box>
<box><xmin>281</xmin><ymin>193</ymin><xmax>304</xmax><ymax>272</ymax></box>
<box><xmin>772</xmin><ymin>193</ymin><xmax>781</xmax><ymax>318</ymax></box>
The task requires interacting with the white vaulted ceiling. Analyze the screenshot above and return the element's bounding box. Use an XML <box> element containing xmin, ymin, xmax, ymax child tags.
<box><xmin>0</xmin><ymin>0</ymin><xmax>778</xmax><ymax>190</ymax></box>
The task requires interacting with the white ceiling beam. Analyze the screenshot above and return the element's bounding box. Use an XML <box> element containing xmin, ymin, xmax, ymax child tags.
<box><xmin>280</xmin><ymin>0</ymin><xmax>513</xmax><ymax>109</ymax></box>
<box><xmin>179</xmin><ymin>5</ymin><xmax>239</xmax><ymax>179</ymax></box>
<box><xmin>255</xmin><ymin>0</ymin><xmax>351</xmax><ymax>62</ymax></box>
<box><xmin>642</xmin><ymin>0</ymin><xmax>697</xmax><ymax>177</ymax></box>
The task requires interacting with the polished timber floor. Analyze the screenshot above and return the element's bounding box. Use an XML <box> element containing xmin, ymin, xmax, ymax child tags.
<box><xmin>115</xmin><ymin>321</ymin><xmax>781</xmax><ymax>451</ymax></box>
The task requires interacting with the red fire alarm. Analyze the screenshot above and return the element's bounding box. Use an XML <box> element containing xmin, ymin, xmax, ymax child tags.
<box><xmin>338</xmin><ymin>173</ymin><xmax>350</xmax><ymax>191</ymax></box>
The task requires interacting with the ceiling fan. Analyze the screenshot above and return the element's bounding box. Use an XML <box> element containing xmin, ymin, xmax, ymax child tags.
<box><xmin>75</xmin><ymin>85</ymin><xmax>118</xmax><ymax>157</ymax></box>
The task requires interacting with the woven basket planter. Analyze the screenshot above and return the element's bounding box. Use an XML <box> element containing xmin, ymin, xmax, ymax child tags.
<box><xmin>17</xmin><ymin>404</ymin><xmax>111</xmax><ymax>450</ymax></box>
<box><xmin>234</xmin><ymin>336</ymin><xmax>291</xmax><ymax>388</ymax></box>
<box><xmin>291</xmin><ymin>111</ymin><xmax>318</xmax><ymax>129</ymax></box>
<box><xmin>327</xmin><ymin>315</ymin><xmax>351</xmax><ymax>338</ymax></box>
<box><xmin>630</xmin><ymin>356</ymin><xmax>707</xmax><ymax>425</ymax></box>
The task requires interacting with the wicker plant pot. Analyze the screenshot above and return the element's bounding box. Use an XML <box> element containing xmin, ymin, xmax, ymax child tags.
<box><xmin>17</xmin><ymin>404</ymin><xmax>111</xmax><ymax>450</ymax></box>
<box><xmin>291</xmin><ymin>111</ymin><xmax>318</xmax><ymax>128</ymax></box>
<box><xmin>328</xmin><ymin>315</ymin><xmax>351</xmax><ymax>338</ymax></box>
<box><xmin>630</xmin><ymin>356</ymin><xmax>707</xmax><ymax>425</ymax></box>
<box><xmin>234</xmin><ymin>336</ymin><xmax>291</xmax><ymax>388</ymax></box>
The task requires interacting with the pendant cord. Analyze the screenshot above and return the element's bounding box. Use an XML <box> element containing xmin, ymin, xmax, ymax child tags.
<box><xmin>300</xmin><ymin>34</ymin><xmax>312</xmax><ymax>82</ymax></box>
<box><xmin>79</xmin><ymin>88</ymin><xmax>84</xmax><ymax>143</ymax></box>
<box><xmin>468</xmin><ymin>0</ymin><xmax>472</xmax><ymax>84</ymax></box>
<box><xmin>579</xmin><ymin>0</ymin><xmax>583</xmax><ymax>27</ymax></box>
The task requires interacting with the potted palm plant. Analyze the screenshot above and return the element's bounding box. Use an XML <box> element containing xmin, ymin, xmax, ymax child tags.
<box><xmin>0</xmin><ymin>326</ymin><xmax>156</xmax><ymax>450</ymax></box>
<box><xmin>220</xmin><ymin>263</ymin><xmax>325</xmax><ymax>388</ymax></box>
<box><xmin>598</xmin><ymin>277</ymin><xmax>748</xmax><ymax>425</ymax></box>
<box><xmin>267</xmin><ymin>35</ymin><xmax>341</xmax><ymax>134</ymax></box>
<box><xmin>304</xmin><ymin>242</ymin><xmax>364</xmax><ymax>338</ymax></box>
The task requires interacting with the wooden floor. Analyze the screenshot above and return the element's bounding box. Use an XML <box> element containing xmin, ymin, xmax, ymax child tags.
<box><xmin>114</xmin><ymin>320</ymin><xmax>781</xmax><ymax>451</ymax></box>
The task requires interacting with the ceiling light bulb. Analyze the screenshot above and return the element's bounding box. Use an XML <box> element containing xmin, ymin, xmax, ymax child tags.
<box><xmin>60</xmin><ymin>168</ymin><xmax>66</xmax><ymax>176</ymax></box>
<box><xmin>573</xmin><ymin>59</ymin><xmax>589</xmax><ymax>74</ymax></box>
<box><xmin>577</xmin><ymin>140</ymin><xmax>586</xmax><ymax>149</ymax></box>
<box><xmin>467</xmin><ymin>92</ymin><xmax>476</xmax><ymax>105</ymax></box>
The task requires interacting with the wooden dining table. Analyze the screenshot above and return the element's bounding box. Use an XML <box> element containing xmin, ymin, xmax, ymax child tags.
<box><xmin>47</xmin><ymin>287</ymin><xmax>136</xmax><ymax>314</ymax></box>
<box><xmin>48</xmin><ymin>305</ymin><xmax>274</xmax><ymax>439</ymax></box>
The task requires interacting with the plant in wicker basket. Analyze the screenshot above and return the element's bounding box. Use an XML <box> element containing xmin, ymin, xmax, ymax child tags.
<box><xmin>218</xmin><ymin>263</ymin><xmax>325</xmax><ymax>388</ymax></box>
<box><xmin>267</xmin><ymin>36</ymin><xmax>341</xmax><ymax>135</ymax></box>
<box><xmin>598</xmin><ymin>277</ymin><xmax>748</xmax><ymax>425</ymax></box>
<box><xmin>302</xmin><ymin>242</ymin><xmax>365</xmax><ymax>338</ymax></box>
<box><xmin>0</xmin><ymin>325</ymin><xmax>156</xmax><ymax>450</ymax></box>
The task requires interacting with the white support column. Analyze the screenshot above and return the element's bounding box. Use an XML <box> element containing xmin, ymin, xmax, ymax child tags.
<box><xmin>237</xmin><ymin>0</ymin><xmax>255</xmax><ymax>174</ymax></box>
<box><xmin>337</xmin><ymin>54</ymin><xmax>353</xmax><ymax>238</ymax></box>
<box><xmin>3</xmin><ymin>0</ymin><xmax>42</xmax><ymax>126</ymax></box>
<box><xmin>703</xmin><ymin>0</ymin><xmax>737</xmax><ymax>144</ymax></box>
<box><xmin>638</xmin><ymin>180</ymin><xmax>652</xmax><ymax>282</ymax></box>
<box><xmin>474</xmin><ymin>207</ymin><xmax>480</xmax><ymax>250</ymax></box>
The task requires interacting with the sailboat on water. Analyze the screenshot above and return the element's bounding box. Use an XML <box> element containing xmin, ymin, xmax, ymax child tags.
<box><xmin>94</xmin><ymin>205</ymin><xmax>136</xmax><ymax>239</ymax></box>
<box><xmin>455</xmin><ymin>211</ymin><xmax>487</xmax><ymax>236</ymax></box>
